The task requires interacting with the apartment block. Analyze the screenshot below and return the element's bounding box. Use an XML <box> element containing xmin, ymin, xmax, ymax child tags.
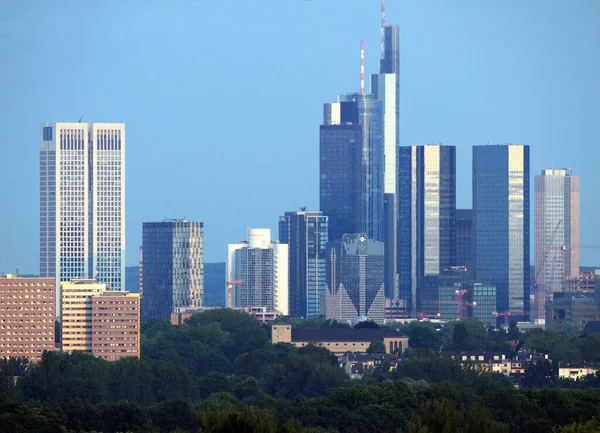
<box><xmin>0</xmin><ymin>275</ymin><xmax>55</xmax><ymax>361</ymax></box>
<box><xmin>61</xmin><ymin>279</ymin><xmax>139</xmax><ymax>359</ymax></box>
<box><xmin>91</xmin><ymin>292</ymin><xmax>140</xmax><ymax>360</ymax></box>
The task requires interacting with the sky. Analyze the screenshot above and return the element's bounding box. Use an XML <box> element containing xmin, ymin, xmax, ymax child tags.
<box><xmin>0</xmin><ymin>0</ymin><xmax>599</xmax><ymax>274</ymax></box>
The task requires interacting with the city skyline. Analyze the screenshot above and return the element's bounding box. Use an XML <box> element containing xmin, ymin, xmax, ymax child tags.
<box><xmin>1</xmin><ymin>1</ymin><xmax>600</xmax><ymax>272</ymax></box>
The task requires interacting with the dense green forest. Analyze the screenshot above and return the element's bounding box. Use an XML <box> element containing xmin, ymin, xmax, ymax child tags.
<box><xmin>2</xmin><ymin>310</ymin><xmax>600</xmax><ymax>432</ymax></box>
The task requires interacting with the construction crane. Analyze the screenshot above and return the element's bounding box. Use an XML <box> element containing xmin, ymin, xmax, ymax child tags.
<box><xmin>532</xmin><ymin>219</ymin><xmax>562</xmax><ymax>318</ymax></box>
<box><xmin>438</xmin><ymin>289</ymin><xmax>476</xmax><ymax>320</ymax></box>
<box><xmin>226</xmin><ymin>280</ymin><xmax>243</xmax><ymax>309</ymax></box>
<box><xmin>493</xmin><ymin>310</ymin><xmax>531</xmax><ymax>327</ymax></box>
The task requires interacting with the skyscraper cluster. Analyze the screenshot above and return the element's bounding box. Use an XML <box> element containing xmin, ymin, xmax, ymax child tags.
<box><xmin>3</xmin><ymin>4</ymin><xmax>593</xmax><ymax>366</ymax></box>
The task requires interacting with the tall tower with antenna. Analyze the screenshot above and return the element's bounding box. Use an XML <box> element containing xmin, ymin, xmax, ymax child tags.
<box><xmin>371</xmin><ymin>1</ymin><xmax>400</xmax><ymax>302</ymax></box>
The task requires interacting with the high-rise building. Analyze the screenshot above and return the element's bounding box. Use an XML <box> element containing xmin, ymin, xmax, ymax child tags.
<box><xmin>141</xmin><ymin>220</ymin><xmax>204</xmax><ymax>321</ymax></box>
<box><xmin>473</xmin><ymin>144</ymin><xmax>530</xmax><ymax>321</ymax></box>
<box><xmin>534</xmin><ymin>167</ymin><xmax>580</xmax><ymax>322</ymax></box>
<box><xmin>397</xmin><ymin>145</ymin><xmax>456</xmax><ymax>313</ymax></box>
<box><xmin>0</xmin><ymin>275</ymin><xmax>55</xmax><ymax>361</ymax></box>
<box><xmin>61</xmin><ymin>279</ymin><xmax>139</xmax><ymax>359</ymax></box>
<box><xmin>320</xmin><ymin>93</ymin><xmax>384</xmax><ymax>243</ymax></box>
<box><xmin>372</xmin><ymin>23</ymin><xmax>400</xmax><ymax>300</ymax></box>
<box><xmin>91</xmin><ymin>291</ymin><xmax>140</xmax><ymax>361</ymax></box>
<box><xmin>455</xmin><ymin>209</ymin><xmax>474</xmax><ymax>274</ymax></box>
<box><xmin>40</xmin><ymin>122</ymin><xmax>126</xmax><ymax>315</ymax></box>
<box><xmin>227</xmin><ymin>229</ymin><xmax>288</xmax><ymax>315</ymax></box>
<box><xmin>325</xmin><ymin>234</ymin><xmax>385</xmax><ymax>325</ymax></box>
<box><xmin>61</xmin><ymin>279</ymin><xmax>106</xmax><ymax>353</ymax></box>
<box><xmin>278</xmin><ymin>210</ymin><xmax>328</xmax><ymax>318</ymax></box>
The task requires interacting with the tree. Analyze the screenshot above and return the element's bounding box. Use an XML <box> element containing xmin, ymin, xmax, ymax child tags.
<box><xmin>408</xmin><ymin>323</ymin><xmax>441</xmax><ymax>351</ymax></box>
<box><xmin>367</xmin><ymin>341</ymin><xmax>386</xmax><ymax>355</ymax></box>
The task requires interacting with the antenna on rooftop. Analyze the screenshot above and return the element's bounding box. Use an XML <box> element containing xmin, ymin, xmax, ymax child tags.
<box><xmin>360</xmin><ymin>40</ymin><xmax>365</xmax><ymax>95</ymax></box>
<box><xmin>380</xmin><ymin>0</ymin><xmax>386</xmax><ymax>60</ymax></box>
<box><xmin>15</xmin><ymin>265</ymin><xmax>19</xmax><ymax>277</ymax></box>
<box><xmin>79</xmin><ymin>116</ymin><xmax>83</xmax><ymax>123</ymax></box>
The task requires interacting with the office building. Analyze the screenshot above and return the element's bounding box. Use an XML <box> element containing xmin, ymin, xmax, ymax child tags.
<box><xmin>279</xmin><ymin>210</ymin><xmax>328</xmax><ymax>318</ymax></box>
<box><xmin>473</xmin><ymin>144</ymin><xmax>530</xmax><ymax>321</ymax></box>
<box><xmin>397</xmin><ymin>145</ymin><xmax>456</xmax><ymax>313</ymax></box>
<box><xmin>0</xmin><ymin>275</ymin><xmax>55</xmax><ymax>361</ymax></box>
<box><xmin>325</xmin><ymin>234</ymin><xmax>385</xmax><ymax>325</ymax></box>
<box><xmin>372</xmin><ymin>24</ymin><xmax>400</xmax><ymax>300</ymax></box>
<box><xmin>320</xmin><ymin>93</ymin><xmax>384</xmax><ymax>243</ymax></box>
<box><xmin>40</xmin><ymin>122</ymin><xmax>126</xmax><ymax>315</ymax></box>
<box><xmin>61</xmin><ymin>279</ymin><xmax>139</xmax><ymax>359</ymax></box>
<box><xmin>455</xmin><ymin>209</ymin><xmax>474</xmax><ymax>274</ymax></box>
<box><xmin>138</xmin><ymin>246</ymin><xmax>143</xmax><ymax>297</ymax></box>
<box><xmin>61</xmin><ymin>279</ymin><xmax>106</xmax><ymax>353</ymax></box>
<box><xmin>534</xmin><ymin>167</ymin><xmax>580</xmax><ymax>322</ymax></box>
<box><xmin>546</xmin><ymin>292</ymin><xmax>600</xmax><ymax>336</ymax></box>
<box><xmin>91</xmin><ymin>291</ymin><xmax>140</xmax><ymax>360</ymax></box>
<box><xmin>470</xmin><ymin>283</ymin><xmax>497</xmax><ymax>328</ymax></box>
<box><xmin>227</xmin><ymin>229</ymin><xmax>288</xmax><ymax>315</ymax></box>
<box><xmin>141</xmin><ymin>220</ymin><xmax>204</xmax><ymax>321</ymax></box>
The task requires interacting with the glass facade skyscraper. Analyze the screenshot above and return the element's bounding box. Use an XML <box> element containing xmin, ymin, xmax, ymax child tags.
<box><xmin>473</xmin><ymin>145</ymin><xmax>530</xmax><ymax>321</ymax></box>
<box><xmin>325</xmin><ymin>234</ymin><xmax>385</xmax><ymax>325</ymax></box>
<box><xmin>534</xmin><ymin>168</ymin><xmax>579</xmax><ymax>322</ymax></box>
<box><xmin>40</xmin><ymin>122</ymin><xmax>125</xmax><ymax>316</ymax></box>
<box><xmin>279</xmin><ymin>210</ymin><xmax>328</xmax><ymax>318</ymax></box>
<box><xmin>397</xmin><ymin>145</ymin><xmax>456</xmax><ymax>313</ymax></box>
<box><xmin>320</xmin><ymin>93</ymin><xmax>384</xmax><ymax>243</ymax></box>
<box><xmin>372</xmin><ymin>24</ymin><xmax>400</xmax><ymax>300</ymax></box>
<box><xmin>141</xmin><ymin>220</ymin><xmax>204</xmax><ymax>321</ymax></box>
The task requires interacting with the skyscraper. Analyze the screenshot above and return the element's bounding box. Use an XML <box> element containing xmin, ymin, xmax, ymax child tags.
<box><xmin>473</xmin><ymin>144</ymin><xmax>530</xmax><ymax>321</ymax></box>
<box><xmin>534</xmin><ymin>167</ymin><xmax>580</xmax><ymax>322</ymax></box>
<box><xmin>279</xmin><ymin>210</ymin><xmax>328</xmax><ymax>318</ymax></box>
<box><xmin>372</xmin><ymin>23</ymin><xmax>400</xmax><ymax>299</ymax></box>
<box><xmin>227</xmin><ymin>229</ymin><xmax>288</xmax><ymax>315</ymax></box>
<box><xmin>325</xmin><ymin>233</ymin><xmax>385</xmax><ymax>325</ymax></box>
<box><xmin>141</xmin><ymin>220</ymin><xmax>204</xmax><ymax>321</ymax></box>
<box><xmin>455</xmin><ymin>209</ymin><xmax>474</xmax><ymax>274</ymax></box>
<box><xmin>320</xmin><ymin>93</ymin><xmax>384</xmax><ymax>243</ymax></box>
<box><xmin>40</xmin><ymin>122</ymin><xmax>126</xmax><ymax>314</ymax></box>
<box><xmin>397</xmin><ymin>145</ymin><xmax>456</xmax><ymax>313</ymax></box>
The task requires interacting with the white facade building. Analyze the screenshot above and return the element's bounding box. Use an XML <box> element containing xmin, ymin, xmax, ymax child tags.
<box><xmin>40</xmin><ymin>122</ymin><xmax>125</xmax><ymax>316</ymax></box>
<box><xmin>227</xmin><ymin>228</ymin><xmax>289</xmax><ymax>315</ymax></box>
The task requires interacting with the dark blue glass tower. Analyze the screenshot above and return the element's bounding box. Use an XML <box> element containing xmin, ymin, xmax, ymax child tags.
<box><xmin>473</xmin><ymin>145</ymin><xmax>530</xmax><ymax>322</ymax></box>
<box><xmin>141</xmin><ymin>220</ymin><xmax>204</xmax><ymax>321</ymax></box>
<box><xmin>397</xmin><ymin>145</ymin><xmax>456</xmax><ymax>313</ymax></box>
<box><xmin>279</xmin><ymin>210</ymin><xmax>328</xmax><ymax>318</ymax></box>
<box><xmin>319</xmin><ymin>94</ymin><xmax>384</xmax><ymax>243</ymax></box>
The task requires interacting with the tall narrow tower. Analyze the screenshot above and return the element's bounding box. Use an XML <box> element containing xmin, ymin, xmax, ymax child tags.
<box><xmin>371</xmin><ymin>1</ymin><xmax>400</xmax><ymax>300</ymax></box>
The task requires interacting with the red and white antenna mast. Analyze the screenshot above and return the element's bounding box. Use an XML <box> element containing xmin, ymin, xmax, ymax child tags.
<box><xmin>380</xmin><ymin>0</ymin><xmax>386</xmax><ymax>60</ymax></box>
<box><xmin>360</xmin><ymin>40</ymin><xmax>365</xmax><ymax>94</ymax></box>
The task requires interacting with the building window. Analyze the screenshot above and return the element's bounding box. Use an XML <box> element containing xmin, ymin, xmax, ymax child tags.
<box><xmin>43</xmin><ymin>127</ymin><xmax>53</xmax><ymax>141</ymax></box>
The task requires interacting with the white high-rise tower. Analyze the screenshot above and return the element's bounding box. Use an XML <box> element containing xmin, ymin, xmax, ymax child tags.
<box><xmin>40</xmin><ymin>122</ymin><xmax>126</xmax><ymax>315</ymax></box>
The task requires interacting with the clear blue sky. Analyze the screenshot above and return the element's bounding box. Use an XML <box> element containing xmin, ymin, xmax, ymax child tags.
<box><xmin>1</xmin><ymin>0</ymin><xmax>599</xmax><ymax>273</ymax></box>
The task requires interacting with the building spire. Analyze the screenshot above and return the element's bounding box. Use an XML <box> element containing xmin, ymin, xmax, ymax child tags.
<box><xmin>361</xmin><ymin>40</ymin><xmax>365</xmax><ymax>94</ymax></box>
<box><xmin>380</xmin><ymin>0</ymin><xmax>386</xmax><ymax>60</ymax></box>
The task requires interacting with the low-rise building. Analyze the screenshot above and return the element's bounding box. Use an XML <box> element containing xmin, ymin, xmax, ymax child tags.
<box><xmin>546</xmin><ymin>292</ymin><xmax>600</xmax><ymax>336</ymax></box>
<box><xmin>339</xmin><ymin>351</ymin><xmax>400</xmax><ymax>379</ymax></box>
<box><xmin>170</xmin><ymin>306</ymin><xmax>281</xmax><ymax>326</ymax></box>
<box><xmin>558</xmin><ymin>362</ymin><xmax>600</xmax><ymax>380</ymax></box>
<box><xmin>0</xmin><ymin>275</ymin><xmax>55</xmax><ymax>361</ymax></box>
<box><xmin>271</xmin><ymin>325</ymin><xmax>408</xmax><ymax>355</ymax></box>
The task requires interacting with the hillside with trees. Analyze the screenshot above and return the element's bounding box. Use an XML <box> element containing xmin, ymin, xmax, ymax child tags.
<box><xmin>2</xmin><ymin>310</ymin><xmax>600</xmax><ymax>432</ymax></box>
